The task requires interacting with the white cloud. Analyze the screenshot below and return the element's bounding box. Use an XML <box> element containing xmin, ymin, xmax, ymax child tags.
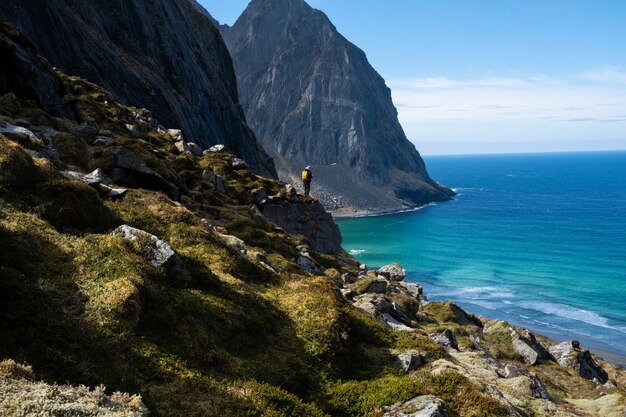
<box><xmin>387</xmin><ymin>72</ymin><xmax>626</xmax><ymax>151</ymax></box>
<box><xmin>576</xmin><ymin>67</ymin><xmax>626</xmax><ymax>84</ymax></box>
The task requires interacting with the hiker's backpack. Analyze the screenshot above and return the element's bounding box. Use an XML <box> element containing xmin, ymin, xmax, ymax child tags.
<box><xmin>302</xmin><ymin>169</ymin><xmax>311</xmax><ymax>182</ymax></box>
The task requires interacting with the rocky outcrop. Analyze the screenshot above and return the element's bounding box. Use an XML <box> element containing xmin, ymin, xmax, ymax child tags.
<box><xmin>377</xmin><ymin>264</ymin><xmax>407</xmax><ymax>282</ymax></box>
<box><xmin>549</xmin><ymin>341</ymin><xmax>609</xmax><ymax>384</ymax></box>
<box><xmin>429</xmin><ymin>329</ymin><xmax>459</xmax><ymax>351</ymax></box>
<box><xmin>261</xmin><ymin>198</ymin><xmax>341</xmax><ymax>254</ymax></box>
<box><xmin>0</xmin><ymin>0</ymin><xmax>276</xmax><ymax>177</ymax></box>
<box><xmin>220</xmin><ymin>0</ymin><xmax>453</xmax><ymax>213</ymax></box>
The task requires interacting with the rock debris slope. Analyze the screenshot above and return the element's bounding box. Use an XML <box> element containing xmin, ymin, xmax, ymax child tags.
<box><xmin>0</xmin><ymin>0</ymin><xmax>276</xmax><ymax>177</ymax></box>
<box><xmin>221</xmin><ymin>0</ymin><xmax>454</xmax><ymax>213</ymax></box>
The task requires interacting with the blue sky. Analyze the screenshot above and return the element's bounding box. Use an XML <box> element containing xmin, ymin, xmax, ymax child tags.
<box><xmin>200</xmin><ymin>0</ymin><xmax>626</xmax><ymax>154</ymax></box>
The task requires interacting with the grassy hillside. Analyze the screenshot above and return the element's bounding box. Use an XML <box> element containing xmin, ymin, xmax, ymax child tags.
<box><xmin>1</xmin><ymin>65</ymin><xmax>625</xmax><ymax>417</ymax></box>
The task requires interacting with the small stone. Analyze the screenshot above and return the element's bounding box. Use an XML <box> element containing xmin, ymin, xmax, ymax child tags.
<box><xmin>503</xmin><ymin>363</ymin><xmax>528</xmax><ymax>378</ymax></box>
<box><xmin>78</xmin><ymin>122</ymin><xmax>97</xmax><ymax>140</ymax></box>
<box><xmin>383</xmin><ymin>395</ymin><xmax>447</xmax><ymax>417</ymax></box>
<box><xmin>93</xmin><ymin>136</ymin><xmax>113</xmax><ymax>145</ymax></box>
<box><xmin>297</xmin><ymin>255</ymin><xmax>322</xmax><ymax>274</ymax></box>
<box><xmin>167</xmin><ymin>129</ymin><xmax>183</xmax><ymax>142</ymax></box>
<box><xmin>83</xmin><ymin>168</ymin><xmax>111</xmax><ymax>186</ymax></box>
<box><xmin>341</xmin><ymin>273</ymin><xmax>357</xmax><ymax>285</ymax></box>
<box><xmin>175</xmin><ymin>140</ymin><xmax>190</xmax><ymax>153</ymax></box>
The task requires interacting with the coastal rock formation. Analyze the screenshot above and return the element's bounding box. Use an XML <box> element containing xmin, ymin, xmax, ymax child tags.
<box><xmin>549</xmin><ymin>341</ymin><xmax>609</xmax><ymax>383</ymax></box>
<box><xmin>383</xmin><ymin>395</ymin><xmax>447</xmax><ymax>417</ymax></box>
<box><xmin>220</xmin><ymin>0</ymin><xmax>454</xmax><ymax>213</ymax></box>
<box><xmin>0</xmin><ymin>0</ymin><xmax>276</xmax><ymax>177</ymax></box>
<box><xmin>261</xmin><ymin>198</ymin><xmax>342</xmax><ymax>254</ymax></box>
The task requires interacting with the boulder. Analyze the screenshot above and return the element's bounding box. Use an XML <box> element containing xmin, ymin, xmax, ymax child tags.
<box><xmin>77</xmin><ymin>122</ymin><xmax>97</xmax><ymax>141</ymax></box>
<box><xmin>109</xmin><ymin>146</ymin><xmax>176</xmax><ymax>196</ymax></box>
<box><xmin>167</xmin><ymin>129</ymin><xmax>183</xmax><ymax>142</ymax></box>
<box><xmin>204</xmin><ymin>144</ymin><xmax>225</xmax><ymax>153</ymax></box>
<box><xmin>215</xmin><ymin>233</ymin><xmax>247</xmax><ymax>255</ymax></box>
<box><xmin>429</xmin><ymin>329</ymin><xmax>459</xmax><ymax>351</ymax></box>
<box><xmin>353</xmin><ymin>293</ymin><xmax>413</xmax><ymax>330</ymax></box>
<box><xmin>383</xmin><ymin>395</ymin><xmax>447</xmax><ymax>417</ymax></box>
<box><xmin>63</xmin><ymin>169</ymin><xmax>127</xmax><ymax>198</ymax></box>
<box><xmin>83</xmin><ymin>168</ymin><xmax>110</xmax><ymax>186</ymax></box>
<box><xmin>341</xmin><ymin>273</ymin><xmax>357</xmax><ymax>285</ymax></box>
<box><xmin>112</xmin><ymin>225</ymin><xmax>192</xmax><ymax>284</ymax></box>
<box><xmin>251</xmin><ymin>188</ymin><xmax>268</xmax><ymax>205</ymax></box>
<box><xmin>548</xmin><ymin>341</ymin><xmax>608</xmax><ymax>384</ymax></box>
<box><xmin>364</xmin><ymin>279</ymin><xmax>388</xmax><ymax>294</ymax></box>
<box><xmin>187</xmin><ymin>142</ymin><xmax>203</xmax><ymax>156</ymax></box>
<box><xmin>396</xmin><ymin>353</ymin><xmax>424</xmax><ymax>373</ymax></box>
<box><xmin>377</xmin><ymin>263</ymin><xmax>407</xmax><ymax>281</ymax></box>
<box><xmin>175</xmin><ymin>140</ymin><xmax>190</xmax><ymax>154</ymax></box>
<box><xmin>510</xmin><ymin>331</ymin><xmax>540</xmax><ymax>366</ymax></box>
<box><xmin>529</xmin><ymin>375</ymin><xmax>550</xmax><ymax>399</ymax></box>
<box><xmin>297</xmin><ymin>255</ymin><xmax>322</xmax><ymax>275</ymax></box>
<box><xmin>358</xmin><ymin>263</ymin><xmax>368</xmax><ymax>276</ymax></box>
<box><xmin>230</xmin><ymin>157</ymin><xmax>249</xmax><ymax>170</ymax></box>
<box><xmin>399</xmin><ymin>282</ymin><xmax>423</xmax><ymax>298</ymax></box>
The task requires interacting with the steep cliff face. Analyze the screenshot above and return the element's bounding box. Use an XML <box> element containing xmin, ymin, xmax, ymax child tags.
<box><xmin>0</xmin><ymin>0</ymin><xmax>276</xmax><ymax>177</ymax></box>
<box><xmin>221</xmin><ymin>0</ymin><xmax>453</xmax><ymax>213</ymax></box>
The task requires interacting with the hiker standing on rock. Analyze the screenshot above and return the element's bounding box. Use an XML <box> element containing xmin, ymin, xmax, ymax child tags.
<box><xmin>301</xmin><ymin>166</ymin><xmax>312</xmax><ymax>196</ymax></box>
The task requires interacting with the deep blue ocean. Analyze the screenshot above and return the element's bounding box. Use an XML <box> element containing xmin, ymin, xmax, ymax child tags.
<box><xmin>337</xmin><ymin>151</ymin><xmax>626</xmax><ymax>357</ymax></box>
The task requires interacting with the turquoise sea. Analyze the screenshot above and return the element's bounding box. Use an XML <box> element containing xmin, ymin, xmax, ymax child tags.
<box><xmin>337</xmin><ymin>151</ymin><xmax>626</xmax><ymax>358</ymax></box>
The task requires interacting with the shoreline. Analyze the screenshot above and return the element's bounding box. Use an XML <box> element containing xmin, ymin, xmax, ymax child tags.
<box><xmin>331</xmin><ymin>203</ymin><xmax>436</xmax><ymax>220</ymax></box>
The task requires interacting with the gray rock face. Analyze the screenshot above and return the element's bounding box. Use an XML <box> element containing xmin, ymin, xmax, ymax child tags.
<box><xmin>108</xmin><ymin>146</ymin><xmax>177</xmax><ymax>197</ymax></box>
<box><xmin>112</xmin><ymin>225</ymin><xmax>192</xmax><ymax>285</ymax></box>
<box><xmin>396</xmin><ymin>353</ymin><xmax>424</xmax><ymax>374</ymax></box>
<box><xmin>0</xmin><ymin>0</ymin><xmax>276</xmax><ymax>177</ymax></box>
<box><xmin>262</xmin><ymin>198</ymin><xmax>341</xmax><ymax>254</ymax></box>
<box><xmin>221</xmin><ymin>0</ymin><xmax>454</xmax><ymax>211</ymax></box>
<box><xmin>548</xmin><ymin>341</ymin><xmax>608</xmax><ymax>384</ymax></box>
<box><xmin>510</xmin><ymin>329</ymin><xmax>550</xmax><ymax>366</ymax></box>
<box><xmin>383</xmin><ymin>395</ymin><xmax>447</xmax><ymax>417</ymax></box>
<box><xmin>429</xmin><ymin>330</ymin><xmax>459</xmax><ymax>351</ymax></box>
<box><xmin>377</xmin><ymin>264</ymin><xmax>407</xmax><ymax>282</ymax></box>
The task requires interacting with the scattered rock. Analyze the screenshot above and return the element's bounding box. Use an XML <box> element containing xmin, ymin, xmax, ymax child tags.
<box><xmin>167</xmin><ymin>129</ymin><xmax>183</xmax><ymax>142</ymax></box>
<box><xmin>125</xmin><ymin>124</ymin><xmax>140</xmax><ymax>137</ymax></box>
<box><xmin>377</xmin><ymin>263</ymin><xmax>406</xmax><ymax>281</ymax></box>
<box><xmin>297</xmin><ymin>254</ymin><xmax>322</xmax><ymax>275</ymax></box>
<box><xmin>529</xmin><ymin>375</ymin><xmax>550</xmax><ymax>399</ymax></box>
<box><xmin>204</xmin><ymin>144</ymin><xmax>225</xmax><ymax>153</ymax></box>
<box><xmin>112</xmin><ymin>225</ymin><xmax>192</xmax><ymax>284</ymax></box>
<box><xmin>109</xmin><ymin>146</ymin><xmax>176</xmax><ymax>196</ymax></box>
<box><xmin>63</xmin><ymin>169</ymin><xmax>127</xmax><ymax>198</ymax></box>
<box><xmin>396</xmin><ymin>353</ymin><xmax>424</xmax><ymax>373</ymax></box>
<box><xmin>358</xmin><ymin>263</ymin><xmax>368</xmax><ymax>277</ymax></box>
<box><xmin>548</xmin><ymin>341</ymin><xmax>608</xmax><ymax>384</ymax></box>
<box><xmin>399</xmin><ymin>282</ymin><xmax>423</xmax><ymax>298</ymax></box>
<box><xmin>429</xmin><ymin>329</ymin><xmax>459</xmax><ymax>351</ymax></box>
<box><xmin>251</xmin><ymin>187</ymin><xmax>268</xmax><ymax>205</ymax></box>
<box><xmin>353</xmin><ymin>293</ymin><xmax>413</xmax><ymax>330</ymax></box>
<box><xmin>510</xmin><ymin>330</ymin><xmax>541</xmax><ymax>365</ymax></box>
<box><xmin>0</xmin><ymin>123</ymin><xmax>42</xmax><ymax>145</ymax></box>
<box><xmin>215</xmin><ymin>233</ymin><xmax>247</xmax><ymax>255</ymax></box>
<box><xmin>503</xmin><ymin>364</ymin><xmax>528</xmax><ymax>379</ymax></box>
<box><xmin>77</xmin><ymin>122</ymin><xmax>97</xmax><ymax>141</ymax></box>
<box><xmin>363</xmin><ymin>279</ymin><xmax>388</xmax><ymax>294</ymax></box>
<box><xmin>383</xmin><ymin>395</ymin><xmax>447</xmax><ymax>417</ymax></box>
<box><xmin>187</xmin><ymin>142</ymin><xmax>203</xmax><ymax>156</ymax></box>
<box><xmin>83</xmin><ymin>168</ymin><xmax>111</xmax><ymax>186</ymax></box>
<box><xmin>230</xmin><ymin>157</ymin><xmax>249</xmax><ymax>170</ymax></box>
<box><xmin>175</xmin><ymin>140</ymin><xmax>190</xmax><ymax>153</ymax></box>
<box><xmin>341</xmin><ymin>273</ymin><xmax>357</xmax><ymax>285</ymax></box>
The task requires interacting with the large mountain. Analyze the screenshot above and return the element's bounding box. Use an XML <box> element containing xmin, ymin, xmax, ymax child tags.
<box><xmin>220</xmin><ymin>0</ymin><xmax>453</xmax><ymax>214</ymax></box>
<box><xmin>0</xmin><ymin>0</ymin><xmax>276</xmax><ymax>177</ymax></box>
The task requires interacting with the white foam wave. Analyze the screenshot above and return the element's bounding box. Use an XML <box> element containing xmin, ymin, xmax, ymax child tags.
<box><xmin>516</xmin><ymin>300</ymin><xmax>625</xmax><ymax>333</ymax></box>
<box><xmin>349</xmin><ymin>249</ymin><xmax>367</xmax><ymax>255</ymax></box>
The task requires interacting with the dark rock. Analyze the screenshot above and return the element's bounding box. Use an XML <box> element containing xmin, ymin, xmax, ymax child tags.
<box><xmin>175</xmin><ymin>140</ymin><xmax>191</xmax><ymax>154</ymax></box>
<box><xmin>510</xmin><ymin>329</ymin><xmax>550</xmax><ymax>366</ymax></box>
<box><xmin>429</xmin><ymin>329</ymin><xmax>459</xmax><ymax>351</ymax></box>
<box><xmin>230</xmin><ymin>157</ymin><xmax>249</xmax><ymax>170</ymax></box>
<box><xmin>548</xmin><ymin>341</ymin><xmax>608</xmax><ymax>384</ymax></box>
<box><xmin>262</xmin><ymin>199</ymin><xmax>341</xmax><ymax>254</ymax></box>
<box><xmin>297</xmin><ymin>254</ymin><xmax>322</xmax><ymax>275</ymax></box>
<box><xmin>109</xmin><ymin>146</ymin><xmax>176</xmax><ymax>197</ymax></box>
<box><xmin>125</xmin><ymin>124</ymin><xmax>140</xmax><ymax>137</ymax></box>
<box><xmin>77</xmin><ymin>122</ymin><xmax>97</xmax><ymax>141</ymax></box>
<box><xmin>221</xmin><ymin>0</ymin><xmax>453</xmax><ymax>210</ymax></box>
<box><xmin>353</xmin><ymin>293</ymin><xmax>412</xmax><ymax>330</ymax></box>
<box><xmin>529</xmin><ymin>375</ymin><xmax>550</xmax><ymax>399</ymax></box>
<box><xmin>341</xmin><ymin>273</ymin><xmax>357</xmax><ymax>285</ymax></box>
<box><xmin>1</xmin><ymin>0</ymin><xmax>276</xmax><ymax>177</ymax></box>
<box><xmin>383</xmin><ymin>395</ymin><xmax>447</xmax><ymax>417</ymax></box>
<box><xmin>363</xmin><ymin>279</ymin><xmax>388</xmax><ymax>294</ymax></box>
<box><xmin>187</xmin><ymin>142</ymin><xmax>203</xmax><ymax>157</ymax></box>
<box><xmin>377</xmin><ymin>263</ymin><xmax>407</xmax><ymax>281</ymax></box>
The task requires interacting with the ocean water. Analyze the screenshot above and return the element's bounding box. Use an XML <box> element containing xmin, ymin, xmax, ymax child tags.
<box><xmin>337</xmin><ymin>151</ymin><xmax>626</xmax><ymax>357</ymax></box>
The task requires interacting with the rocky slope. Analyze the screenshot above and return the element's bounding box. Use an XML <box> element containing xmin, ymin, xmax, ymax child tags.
<box><xmin>0</xmin><ymin>0</ymin><xmax>276</xmax><ymax>177</ymax></box>
<box><xmin>1</xmin><ymin>17</ymin><xmax>626</xmax><ymax>417</ymax></box>
<box><xmin>220</xmin><ymin>0</ymin><xmax>454</xmax><ymax>214</ymax></box>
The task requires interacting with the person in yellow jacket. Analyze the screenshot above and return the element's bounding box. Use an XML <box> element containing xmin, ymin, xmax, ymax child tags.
<box><xmin>301</xmin><ymin>166</ymin><xmax>312</xmax><ymax>196</ymax></box>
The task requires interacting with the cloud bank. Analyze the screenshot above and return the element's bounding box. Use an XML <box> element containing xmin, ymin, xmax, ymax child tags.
<box><xmin>388</xmin><ymin>69</ymin><xmax>626</xmax><ymax>154</ymax></box>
